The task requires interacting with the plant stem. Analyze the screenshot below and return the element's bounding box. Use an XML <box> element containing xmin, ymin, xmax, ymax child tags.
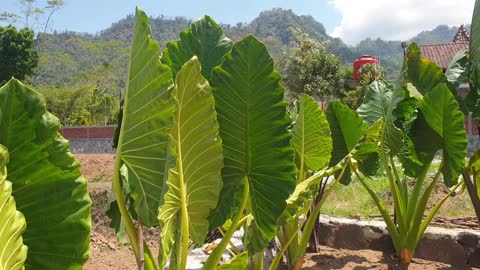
<box><xmin>113</xmin><ymin>158</ymin><xmax>139</xmax><ymax>257</ymax></box>
<box><xmin>203</xmin><ymin>178</ymin><xmax>250</xmax><ymax>270</ymax></box>
<box><xmin>138</xmin><ymin>218</ymin><xmax>144</xmax><ymax>270</ymax></box>
<box><xmin>297</xmin><ymin>165</ymin><xmax>345</xmax><ymax>260</ymax></box>
<box><xmin>252</xmin><ymin>251</ymin><xmax>264</xmax><ymax>270</ymax></box>
<box><xmin>463</xmin><ymin>168</ymin><xmax>480</xmax><ymax>224</ymax></box>
<box><xmin>219</xmin><ymin>227</ymin><xmax>241</xmax><ymax>255</ymax></box>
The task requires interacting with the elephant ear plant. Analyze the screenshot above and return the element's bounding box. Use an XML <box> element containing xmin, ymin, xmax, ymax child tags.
<box><xmin>269</xmin><ymin>97</ymin><xmax>382</xmax><ymax>270</ymax></box>
<box><xmin>447</xmin><ymin>0</ymin><xmax>480</xmax><ymax>225</ymax></box>
<box><xmin>353</xmin><ymin>43</ymin><xmax>467</xmax><ymax>265</ymax></box>
<box><xmin>110</xmin><ymin>8</ymin><xmax>298</xmax><ymax>270</ymax></box>
<box><xmin>0</xmin><ymin>79</ymin><xmax>92</xmax><ymax>269</ymax></box>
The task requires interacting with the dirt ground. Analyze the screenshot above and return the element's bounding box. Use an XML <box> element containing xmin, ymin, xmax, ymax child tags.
<box><xmin>77</xmin><ymin>154</ymin><xmax>478</xmax><ymax>270</ymax></box>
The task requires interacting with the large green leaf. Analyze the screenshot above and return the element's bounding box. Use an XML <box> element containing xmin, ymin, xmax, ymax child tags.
<box><xmin>291</xmin><ymin>94</ymin><xmax>332</xmax><ymax>171</ymax></box>
<box><xmin>115</xmin><ymin>8</ymin><xmax>175</xmax><ymax>226</ymax></box>
<box><xmin>0</xmin><ymin>145</ymin><xmax>27</xmax><ymax>270</ymax></box>
<box><xmin>326</xmin><ymin>101</ymin><xmax>367</xmax><ymax>184</ymax></box>
<box><xmin>162</xmin><ymin>16</ymin><xmax>233</xmax><ymax>79</ymax></box>
<box><xmin>208</xmin><ymin>35</ymin><xmax>296</xmax><ymax>241</ymax></box>
<box><xmin>418</xmin><ymin>83</ymin><xmax>467</xmax><ymax>186</ymax></box>
<box><xmin>470</xmin><ymin>0</ymin><xmax>480</xmax><ymax>82</ymax></box>
<box><xmin>403</xmin><ymin>43</ymin><xmax>447</xmax><ymax>95</ymax></box>
<box><xmin>0</xmin><ymin>79</ymin><xmax>91</xmax><ymax>269</ymax></box>
<box><xmin>357</xmin><ymin>80</ymin><xmax>403</xmax><ymax>155</ymax></box>
<box><xmin>158</xmin><ymin>57</ymin><xmax>223</xmax><ymax>267</ymax></box>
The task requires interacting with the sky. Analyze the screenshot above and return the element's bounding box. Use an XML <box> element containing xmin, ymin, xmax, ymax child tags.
<box><xmin>0</xmin><ymin>0</ymin><xmax>476</xmax><ymax>45</ymax></box>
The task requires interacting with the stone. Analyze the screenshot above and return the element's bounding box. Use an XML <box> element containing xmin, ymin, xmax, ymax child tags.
<box><xmin>470</xmin><ymin>248</ymin><xmax>480</xmax><ymax>267</ymax></box>
<box><xmin>457</xmin><ymin>232</ymin><xmax>479</xmax><ymax>249</ymax></box>
<box><xmin>370</xmin><ymin>235</ymin><xmax>395</xmax><ymax>254</ymax></box>
<box><xmin>415</xmin><ymin>238</ymin><xmax>468</xmax><ymax>267</ymax></box>
<box><xmin>333</xmin><ymin>223</ymin><xmax>369</xmax><ymax>250</ymax></box>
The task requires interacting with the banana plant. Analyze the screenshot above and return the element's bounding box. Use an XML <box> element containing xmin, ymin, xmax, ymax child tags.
<box><xmin>353</xmin><ymin>43</ymin><xmax>467</xmax><ymax>265</ymax></box>
<box><xmin>0</xmin><ymin>79</ymin><xmax>92</xmax><ymax>269</ymax></box>
<box><xmin>270</xmin><ymin>98</ymin><xmax>382</xmax><ymax>270</ymax></box>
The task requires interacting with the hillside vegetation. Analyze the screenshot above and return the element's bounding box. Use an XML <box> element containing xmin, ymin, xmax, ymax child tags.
<box><xmin>34</xmin><ymin>9</ymin><xmax>465</xmax><ymax>100</ymax></box>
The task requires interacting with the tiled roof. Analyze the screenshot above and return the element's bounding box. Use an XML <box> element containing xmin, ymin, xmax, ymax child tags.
<box><xmin>419</xmin><ymin>42</ymin><xmax>468</xmax><ymax>69</ymax></box>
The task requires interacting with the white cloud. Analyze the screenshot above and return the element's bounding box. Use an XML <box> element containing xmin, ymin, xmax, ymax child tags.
<box><xmin>329</xmin><ymin>0</ymin><xmax>475</xmax><ymax>45</ymax></box>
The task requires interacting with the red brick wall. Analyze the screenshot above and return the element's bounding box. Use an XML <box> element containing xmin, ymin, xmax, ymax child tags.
<box><xmin>60</xmin><ymin>126</ymin><xmax>116</xmax><ymax>139</ymax></box>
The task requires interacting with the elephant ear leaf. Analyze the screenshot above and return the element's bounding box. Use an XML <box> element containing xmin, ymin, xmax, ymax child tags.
<box><xmin>158</xmin><ymin>57</ymin><xmax>223</xmax><ymax>268</ymax></box>
<box><xmin>418</xmin><ymin>83</ymin><xmax>467</xmax><ymax>186</ymax></box>
<box><xmin>291</xmin><ymin>94</ymin><xmax>332</xmax><ymax>171</ymax></box>
<box><xmin>0</xmin><ymin>79</ymin><xmax>91</xmax><ymax>269</ymax></box>
<box><xmin>208</xmin><ymin>35</ymin><xmax>296</xmax><ymax>247</ymax></box>
<box><xmin>326</xmin><ymin>101</ymin><xmax>367</xmax><ymax>184</ymax></box>
<box><xmin>357</xmin><ymin>80</ymin><xmax>402</xmax><ymax>155</ymax></box>
<box><xmin>403</xmin><ymin>43</ymin><xmax>447</xmax><ymax>95</ymax></box>
<box><xmin>0</xmin><ymin>145</ymin><xmax>27</xmax><ymax>270</ymax></box>
<box><xmin>162</xmin><ymin>16</ymin><xmax>233</xmax><ymax>79</ymax></box>
<box><xmin>115</xmin><ymin>8</ymin><xmax>175</xmax><ymax>226</ymax></box>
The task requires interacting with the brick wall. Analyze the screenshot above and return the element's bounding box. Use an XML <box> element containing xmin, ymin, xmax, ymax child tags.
<box><xmin>60</xmin><ymin>126</ymin><xmax>116</xmax><ymax>153</ymax></box>
<box><xmin>60</xmin><ymin>125</ymin><xmax>116</xmax><ymax>140</ymax></box>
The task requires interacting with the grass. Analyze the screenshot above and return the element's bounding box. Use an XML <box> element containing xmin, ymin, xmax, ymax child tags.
<box><xmin>322</xmin><ymin>159</ymin><xmax>476</xmax><ymax>219</ymax></box>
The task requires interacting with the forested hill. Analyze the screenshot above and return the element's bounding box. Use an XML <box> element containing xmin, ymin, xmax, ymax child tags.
<box><xmin>36</xmin><ymin>8</ymin><xmax>466</xmax><ymax>90</ymax></box>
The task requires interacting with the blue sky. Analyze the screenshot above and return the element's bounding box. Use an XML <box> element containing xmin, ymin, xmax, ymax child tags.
<box><xmin>1</xmin><ymin>0</ymin><xmax>476</xmax><ymax>45</ymax></box>
<box><xmin>1</xmin><ymin>0</ymin><xmax>340</xmax><ymax>34</ymax></box>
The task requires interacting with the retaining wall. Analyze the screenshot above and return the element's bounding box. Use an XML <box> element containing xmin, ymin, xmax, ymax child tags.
<box><xmin>317</xmin><ymin>215</ymin><xmax>480</xmax><ymax>268</ymax></box>
<box><xmin>60</xmin><ymin>126</ymin><xmax>115</xmax><ymax>153</ymax></box>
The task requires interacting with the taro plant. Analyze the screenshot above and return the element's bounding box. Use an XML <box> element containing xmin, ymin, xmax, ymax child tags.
<box><xmin>110</xmin><ymin>8</ymin><xmax>303</xmax><ymax>270</ymax></box>
<box><xmin>445</xmin><ymin>0</ymin><xmax>480</xmax><ymax>225</ymax></box>
<box><xmin>352</xmin><ymin>43</ymin><xmax>467</xmax><ymax>265</ymax></box>
<box><xmin>269</xmin><ymin>97</ymin><xmax>382</xmax><ymax>270</ymax></box>
<box><xmin>0</xmin><ymin>79</ymin><xmax>92</xmax><ymax>269</ymax></box>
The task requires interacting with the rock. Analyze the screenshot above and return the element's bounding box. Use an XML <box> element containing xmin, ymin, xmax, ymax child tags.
<box><xmin>415</xmin><ymin>238</ymin><xmax>467</xmax><ymax>267</ymax></box>
<box><xmin>370</xmin><ymin>235</ymin><xmax>395</xmax><ymax>254</ymax></box>
<box><xmin>457</xmin><ymin>232</ymin><xmax>479</xmax><ymax>248</ymax></box>
<box><xmin>470</xmin><ymin>248</ymin><xmax>480</xmax><ymax>267</ymax></box>
<box><xmin>333</xmin><ymin>223</ymin><xmax>369</xmax><ymax>250</ymax></box>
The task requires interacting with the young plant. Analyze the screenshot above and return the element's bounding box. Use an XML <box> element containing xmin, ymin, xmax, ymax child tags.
<box><xmin>0</xmin><ymin>79</ymin><xmax>92</xmax><ymax>269</ymax></box>
<box><xmin>354</xmin><ymin>44</ymin><xmax>467</xmax><ymax>265</ymax></box>
<box><xmin>270</xmin><ymin>99</ymin><xmax>382</xmax><ymax>270</ymax></box>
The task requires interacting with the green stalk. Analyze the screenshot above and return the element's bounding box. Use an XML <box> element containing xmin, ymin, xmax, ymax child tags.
<box><xmin>296</xmin><ymin>165</ymin><xmax>345</xmax><ymax>260</ymax></box>
<box><xmin>405</xmin><ymin>164</ymin><xmax>430</xmax><ymax>225</ymax></box>
<box><xmin>416</xmin><ymin>179</ymin><xmax>464</xmax><ymax>244</ymax></box>
<box><xmin>113</xmin><ymin>158</ymin><xmax>158</xmax><ymax>270</ymax></box>
<box><xmin>203</xmin><ymin>178</ymin><xmax>250</xmax><ymax>270</ymax></box>
<box><xmin>252</xmin><ymin>251</ymin><xmax>264</xmax><ymax>270</ymax></box>
<box><xmin>113</xmin><ymin>157</ymin><xmax>138</xmax><ymax>256</ymax></box>
<box><xmin>355</xmin><ymin>170</ymin><xmax>401</xmax><ymax>253</ymax></box>
<box><xmin>404</xmin><ymin>167</ymin><xmax>442</xmax><ymax>251</ymax></box>
<box><xmin>219</xmin><ymin>228</ymin><xmax>241</xmax><ymax>255</ymax></box>
<box><xmin>269</xmin><ymin>217</ymin><xmax>305</xmax><ymax>270</ymax></box>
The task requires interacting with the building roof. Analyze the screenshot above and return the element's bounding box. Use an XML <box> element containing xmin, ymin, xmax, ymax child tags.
<box><xmin>419</xmin><ymin>42</ymin><xmax>468</xmax><ymax>69</ymax></box>
<box><xmin>419</xmin><ymin>25</ymin><xmax>469</xmax><ymax>69</ymax></box>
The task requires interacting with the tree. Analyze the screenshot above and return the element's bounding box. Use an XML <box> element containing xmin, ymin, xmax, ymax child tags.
<box><xmin>284</xmin><ymin>33</ymin><xmax>344</xmax><ymax>106</ymax></box>
<box><xmin>341</xmin><ymin>63</ymin><xmax>386</xmax><ymax>110</ymax></box>
<box><xmin>0</xmin><ymin>25</ymin><xmax>39</xmax><ymax>85</ymax></box>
